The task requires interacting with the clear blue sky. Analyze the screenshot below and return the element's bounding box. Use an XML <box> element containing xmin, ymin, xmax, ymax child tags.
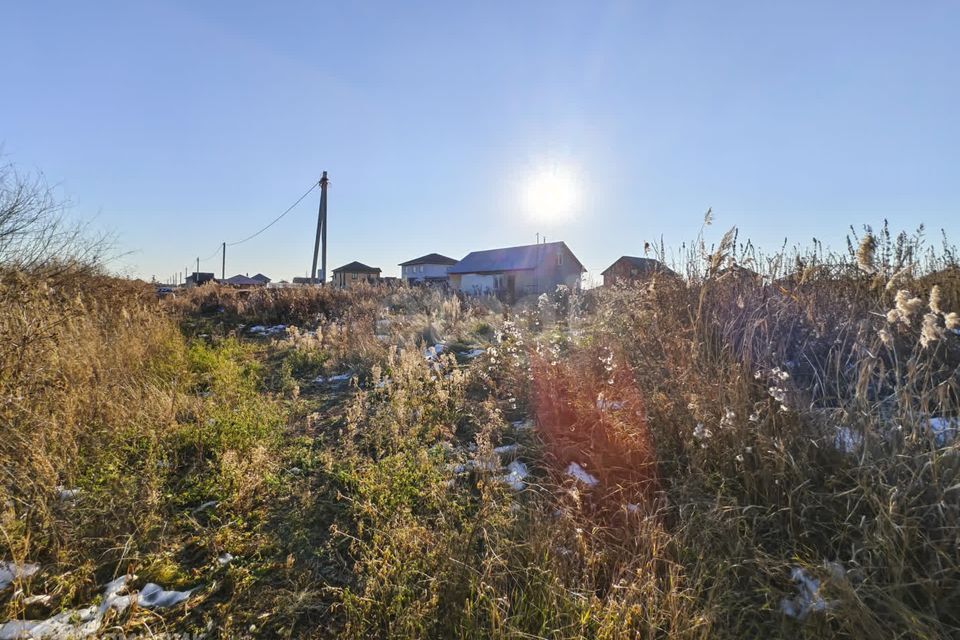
<box><xmin>3</xmin><ymin>1</ymin><xmax>959</xmax><ymax>282</ymax></box>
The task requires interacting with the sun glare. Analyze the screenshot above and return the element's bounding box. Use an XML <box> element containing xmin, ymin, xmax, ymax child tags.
<box><xmin>521</xmin><ymin>164</ymin><xmax>582</xmax><ymax>223</ymax></box>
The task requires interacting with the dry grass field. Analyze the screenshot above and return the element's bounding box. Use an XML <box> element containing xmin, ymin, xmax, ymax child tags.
<box><xmin>2</xmin><ymin>215</ymin><xmax>960</xmax><ymax>638</ymax></box>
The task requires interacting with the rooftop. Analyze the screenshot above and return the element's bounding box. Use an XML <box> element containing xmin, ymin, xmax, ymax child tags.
<box><xmin>399</xmin><ymin>253</ymin><xmax>458</xmax><ymax>267</ymax></box>
<box><xmin>448</xmin><ymin>241</ymin><xmax>582</xmax><ymax>274</ymax></box>
<box><xmin>332</xmin><ymin>261</ymin><xmax>381</xmax><ymax>274</ymax></box>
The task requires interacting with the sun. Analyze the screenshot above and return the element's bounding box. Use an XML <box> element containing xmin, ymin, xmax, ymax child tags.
<box><xmin>521</xmin><ymin>164</ymin><xmax>582</xmax><ymax>223</ymax></box>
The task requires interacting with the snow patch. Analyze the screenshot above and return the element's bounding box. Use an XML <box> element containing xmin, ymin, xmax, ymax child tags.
<box><xmin>248</xmin><ymin>324</ymin><xmax>287</xmax><ymax>336</ymax></box>
<box><xmin>493</xmin><ymin>444</ymin><xmax>519</xmax><ymax>457</ymax></box>
<box><xmin>780</xmin><ymin>567</ymin><xmax>834</xmax><ymax>620</ymax></box>
<box><xmin>928</xmin><ymin>417</ymin><xmax>959</xmax><ymax>446</ymax></box>
<box><xmin>424</xmin><ymin>343</ymin><xmax>446</xmax><ymax>361</ymax></box>
<box><xmin>0</xmin><ymin>562</ymin><xmax>39</xmax><ymax>591</ymax></box>
<box><xmin>834</xmin><ymin>427</ymin><xmax>863</xmax><ymax>453</ymax></box>
<box><xmin>500</xmin><ymin>460</ymin><xmax>529</xmax><ymax>491</ymax></box>
<box><xmin>566</xmin><ymin>462</ymin><xmax>599</xmax><ymax>487</ymax></box>
<box><xmin>314</xmin><ymin>373</ymin><xmax>352</xmax><ymax>385</ymax></box>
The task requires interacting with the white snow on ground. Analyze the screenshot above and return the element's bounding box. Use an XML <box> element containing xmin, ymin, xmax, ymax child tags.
<box><xmin>928</xmin><ymin>417</ymin><xmax>959</xmax><ymax>446</ymax></box>
<box><xmin>511</xmin><ymin>419</ymin><xmax>534</xmax><ymax>430</ymax></box>
<box><xmin>461</xmin><ymin>349</ymin><xmax>485</xmax><ymax>359</ymax></box>
<box><xmin>0</xmin><ymin>575</ymin><xmax>197</xmax><ymax>640</ymax></box>
<box><xmin>136</xmin><ymin>583</ymin><xmax>195</xmax><ymax>608</ymax></box>
<box><xmin>248</xmin><ymin>324</ymin><xmax>287</xmax><ymax>336</ymax></box>
<box><xmin>566</xmin><ymin>462</ymin><xmax>599</xmax><ymax>487</ymax></box>
<box><xmin>55</xmin><ymin>487</ymin><xmax>80</xmax><ymax>501</ymax></box>
<box><xmin>0</xmin><ymin>562</ymin><xmax>39</xmax><ymax>591</ymax></box>
<box><xmin>500</xmin><ymin>460</ymin><xmax>529</xmax><ymax>491</ymax></box>
<box><xmin>423</xmin><ymin>343</ymin><xmax>446</xmax><ymax>361</ymax></box>
<box><xmin>595</xmin><ymin>394</ymin><xmax>624</xmax><ymax>411</ymax></box>
<box><xmin>493</xmin><ymin>444</ymin><xmax>519</xmax><ymax>457</ymax></box>
<box><xmin>834</xmin><ymin>427</ymin><xmax>863</xmax><ymax>453</ymax></box>
<box><xmin>217</xmin><ymin>553</ymin><xmax>234</xmax><ymax>566</ymax></box>
<box><xmin>314</xmin><ymin>373</ymin><xmax>352</xmax><ymax>384</ymax></box>
<box><xmin>780</xmin><ymin>567</ymin><xmax>834</xmax><ymax>620</ymax></box>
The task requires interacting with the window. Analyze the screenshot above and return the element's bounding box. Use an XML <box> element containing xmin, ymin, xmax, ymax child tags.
<box><xmin>556</xmin><ymin>253</ymin><xmax>563</xmax><ymax>266</ymax></box>
<box><xmin>351</xmin><ymin>273</ymin><xmax>357</xmax><ymax>280</ymax></box>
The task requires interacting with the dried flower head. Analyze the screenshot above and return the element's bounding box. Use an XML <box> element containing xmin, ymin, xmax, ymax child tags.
<box><xmin>893</xmin><ymin>289</ymin><xmax>923</xmax><ymax>322</ymax></box>
<box><xmin>920</xmin><ymin>312</ymin><xmax>944</xmax><ymax>348</ymax></box>
<box><xmin>929</xmin><ymin>285</ymin><xmax>943</xmax><ymax>314</ymax></box>
<box><xmin>878</xmin><ymin>328</ymin><xmax>894</xmax><ymax>347</ymax></box>
<box><xmin>856</xmin><ymin>233</ymin><xmax>877</xmax><ymax>274</ymax></box>
<box><xmin>945</xmin><ymin>312</ymin><xmax>960</xmax><ymax>331</ymax></box>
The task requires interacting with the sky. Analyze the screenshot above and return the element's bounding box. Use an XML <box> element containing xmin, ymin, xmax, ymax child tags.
<box><xmin>3</xmin><ymin>1</ymin><xmax>959</xmax><ymax>283</ymax></box>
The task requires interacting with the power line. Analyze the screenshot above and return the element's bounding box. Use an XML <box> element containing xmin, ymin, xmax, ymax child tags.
<box><xmin>226</xmin><ymin>182</ymin><xmax>319</xmax><ymax>247</ymax></box>
<box><xmin>200</xmin><ymin>245</ymin><xmax>222</xmax><ymax>262</ymax></box>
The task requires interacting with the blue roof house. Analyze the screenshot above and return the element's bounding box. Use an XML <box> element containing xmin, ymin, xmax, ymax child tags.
<box><xmin>448</xmin><ymin>241</ymin><xmax>584</xmax><ymax>300</ymax></box>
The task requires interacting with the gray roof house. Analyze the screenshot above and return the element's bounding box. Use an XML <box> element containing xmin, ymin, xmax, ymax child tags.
<box><xmin>448</xmin><ymin>241</ymin><xmax>584</xmax><ymax>300</ymax></box>
<box><xmin>223</xmin><ymin>274</ymin><xmax>264</xmax><ymax>287</ymax></box>
<box><xmin>399</xmin><ymin>253</ymin><xmax>458</xmax><ymax>285</ymax></box>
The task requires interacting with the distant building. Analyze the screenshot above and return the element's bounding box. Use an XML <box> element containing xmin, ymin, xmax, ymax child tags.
<box><xmin>399</xmin><ymin>253</ymin><xmax>457</xmax><ymax>285</ymax></box>
<box><xmin>712</xmin><ymin>264</ymin><xmax>762</xmax><ymax>284</ymax></box>
<box><xmin>332</xmin><ymin>261</ymin><xmax>381</xmax><ymax>289</ymax></box>
<box><xmin>185</xmin><ymin>272</ymin><xmax>216</xmax><ymax>287</ymax></box>
<box><xmin>222</xmin><ymin>274</ymin><xmax>265</xmax><ymax>288</ymax></box>
<box><xmin>250</xmin><ymin>273</ymin><xmax>271</xmax><ymax>285</ymax></box>
<box><xmin>601</xmin><ymin>257</ymin><xmax>679</xmax><ymax>287</ymax></box>
<box><xmin>448</xmin><ymin>241</ymin><xmax>584</xmax><ymax>301</ymax></box>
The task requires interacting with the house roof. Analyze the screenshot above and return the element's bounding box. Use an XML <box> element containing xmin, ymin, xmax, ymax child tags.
<box><xmin>332</xmin><ymin>261</ymin><xmax>381</xmax><ymax>274</ymax></box>
<box><xmin>223</xmin><ymin>274</ymin><xmax>262</xmax><ymax>286</ymax></box>
<box><xmin>601</xmin><ymin>256</ymin><xmax>676</xmax><ymax>277</ymax></box>
<box><xmin>250</xmin><ymin>273</ymin><xmax>271</xmax><ymax>283</ymax></box>
<box><xmin>399</xmin><ymin>253</ymin><xmax>458</xmax><ymax>267</ymax></box>
<box><xmin>448</xmin><ymin>241</ymin><xmax>584</xmax><ymax>274</ymax></box>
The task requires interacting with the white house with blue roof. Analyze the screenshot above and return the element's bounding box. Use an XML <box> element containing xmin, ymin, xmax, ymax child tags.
<box><xmin>448</xmin><ymin>241</ymin><xmax>584</xmax><ymax>300</ymax></box>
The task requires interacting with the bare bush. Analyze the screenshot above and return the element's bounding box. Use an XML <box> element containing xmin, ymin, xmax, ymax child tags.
<box><xmin>0</xmin><ymin>162</ymin><xmax>110</xmax><ymax>278</ymax></box>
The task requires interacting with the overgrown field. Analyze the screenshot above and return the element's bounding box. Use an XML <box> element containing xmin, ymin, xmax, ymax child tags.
<box><xmin>3</xmin><ymin>227</ymin><xmax>960</xmax><ymax>639</ymax></box>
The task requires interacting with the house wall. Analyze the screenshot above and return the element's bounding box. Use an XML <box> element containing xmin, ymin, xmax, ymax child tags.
<box><xmin>603</xmin><ymin>260</ymin><xmax>637</xmax><ymax>287</ymax></box>
<box><xmin>527</xmin><ymin>243</ymin><xmax>583</xmax><ymax>294</ymax></box>
<box><xmin>334</xmin><ymin>271</ymin><xmax>380</xmax><ymax>289</ymax></box>
<box><xmin>401</xmin><ymin>263</ymin><xmax>450</xmax><ymax>282</ymax></box>
<box><xmin>457</xmin><ymin>273</ymin><xmax>497</xmax><ymax>294</ymax></box>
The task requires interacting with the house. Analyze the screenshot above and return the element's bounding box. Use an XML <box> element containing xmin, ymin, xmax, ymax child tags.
<box><xmin>332</xmin><ymin>261</ymin><xmax>381</xmax><ymax>289</ymax></box>
<box><xmin>712</xmin><ymin>264</ymin><xmax>762</xmax><ymax>284</ymax></box>
<box><xmin>601</xmin><ymin>256</ymin><xmax>679</xmax><ymax>287</ymax></box>
<box><xmin>399</xmin><ymin>253</ymin><xmax>458</xmax><ymax>285</ymax></box>
<box><xmin>447</xmin><ymin>241</ymin><xmax>584</xmax><ymax>300</ymax></box>
<box><xmin>185</xmin><ymin>272</ymin><xmax>216</xmax><ymax>287</ymax></box>
<box><xmin>222</xmin><ymin>274</ymin><xmax>265</xmax><ymax>288</ymax></box>
<box><xmin>250</xmin><ymin>273</ymin><xmax>271</xmax><ymax>285</ymax></box>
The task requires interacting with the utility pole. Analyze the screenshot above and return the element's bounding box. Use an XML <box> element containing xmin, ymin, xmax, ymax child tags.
<box><xmin>310</xmin><ymin>171</ymin><xmax>329</xmax><ymax>285</ymax></box>
<box><xmin>196</xmin><ymin>257</ymin><xmax>200</xmax><ymax>280</ymax></box>
<box><xmin>221</xmin><ymin>242</ymin><xmax>226</xmax><ymax>281</ymax></box>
